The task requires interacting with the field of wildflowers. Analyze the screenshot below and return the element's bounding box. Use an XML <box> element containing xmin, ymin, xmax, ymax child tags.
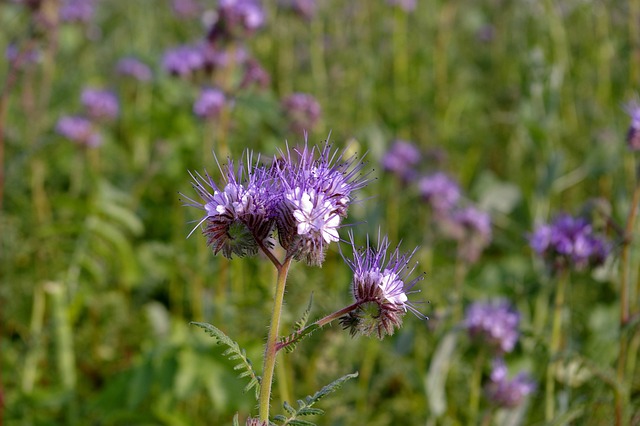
<box><xmin>2</xmin><ymin>0</ymin><xmax>640</xmax><ymax>425</ymax></box>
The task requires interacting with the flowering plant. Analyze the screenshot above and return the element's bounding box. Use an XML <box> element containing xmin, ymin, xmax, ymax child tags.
<box><xmin>183</xmin><ymin>140</ymin><xmax>426</xmax><ymax>424</ymax></box>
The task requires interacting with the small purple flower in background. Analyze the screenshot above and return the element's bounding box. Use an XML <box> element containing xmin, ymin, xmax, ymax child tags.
<box><xmin>59</xmin><ymin>0</ymin><xmax>96</xmax><ymax>24</ymax></box>
<box><xmin>171</xmin><ymin>0</ymin><xmax>201</xmax><ymax>19</ymax></box>
<box><xmin>381</xmin><ymin>139</ymin><xmax>421</xmax><ymax>182</ymax></box>
<box><xmin>183</xmin><ymin>153</ymin><xmax>274</xmax><ymax>259</ymax></box>
<box><xmin>448</xmin><ymin>205</ymin><xmax>492</xmax><ymax>263</ymax></box>
<box><xmin>116</xmin><ymin>57</ymin><xmax>152</xmax><ymax>82</ymax></box>
<box><xmin>162</xmin><ymin>44</ymin><xmax>205</xmax><ymax>78</ymax></box>
<box><xmin>5</xmin><ymin>44</ymin><xmax>41</xmax><ymax>69</ymax></box>
<box><xmin>418</xmin><ymin>172</ymin><xmax>461</xmax><ymax>213</ymax></box>
<box><xmin>465</xmin><ymin>300</ymin><xmax>520</xmax><ymax>354</ymax></box>
<box><xmin>279</xmin><ymin>0</ymin><xmax>317</xmax><ymax>20</ymax></box>
<box><xmin>485</xmin><ymin>359</ymin><xmax>536</xmax><ymax>408</ymax></box>
<box><xmin>193</xmin><ymin>88</ymin><xmax>227</xmax><ymax>120</ymax></box>
<box><xmin>272</xmin><ymin>141</ymin><xmax>368</xmax><ymax>266</ymax></box>
<box><xmin>340</xmin><ymin>231</ymin><xmax>425</xmax><ymax>339</ymax></box>
<box><xmin>81</xmin><ymin>88</ymin><xmax>119</xmax><ymax>121</ymax></box>
<box><xmin>55</xmin><ymin>115</ymin><xmax>102</xmax><ymax>147</ymax></box>
<box><xmin>529</xmin><ymin>213</ymin><xmax>610</xmax><ymax>271</ymax></box>
<box><xmin>211</xmin><ymin>0</ymin><xmax>265</xmax><ymax>40</ymax></box>
<box><xmin>624</xmin><ymin>99</ymin><xmax>640</xmax><ymax>151</ymax></box>
<box><xmin>240</xmin><ymin>58</ymin><xmax>270</xmax><ymax>90</ymax></box>
<box><xmin>281</xmin><ymin>93</ymin><xmax>321</xmax><ymax>136</ymax></box>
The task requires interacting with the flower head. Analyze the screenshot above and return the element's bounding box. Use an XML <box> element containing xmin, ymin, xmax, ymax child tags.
<box><xmin>447</xmin><ymin>205</ymin><xmax>492</xmax><ymax>263</ymax></box>
<box><xmin>340</xmin><ymin>232</ymin><xmax>425</xmax><ymax>339</ymax></box>
<box><xmin>193</xmin><ymin>88</ymin><xmax>227</xmax><ymax>120</ymax></box>
<box><xmin>381</xmin><ymin>139</ymin><xmax>421</xmax><ymax>182</ymax></box>
<box><xmin>59</xmin><ymin>0</ymin><xmax>96</xmax><ymax>24</ymax></box>
<box><xmin>485</xmin><ymin>359</ymin><xmax>536</xmax><ymax>408</ymax></box>
<box><xmin>271</xmin><ymin>141</ymin><xmax>368</xmax><ymax>266</ymax></box>
<box><xmin>81</xmin><ymin>88</ymin><xmax>119</xmax><ymax>121</ymax></box>
<box><xmin>55</xmin><ymin>115</ymin><xmax>102</xmax><ymax>147</ymax></box>
<box><xmin>529</xmin><ymin>213</ymin><xmax>610</xmax><ymax>272</ymax></box>
<box><xmin>464</xmin><ymin>300</ymin><xmax>520</xmax><ymax>354</ymax></box>
<box><xmin>183</xmin><ymin>152</ymin><xmax>274</xmax><ymax>258</ymax></box>
<box><xmin>208</xmin><ymin>0</ymin><xmax>265</xmax><ymax>41</ymax></box>
<box><xmin>162</xmin><ymin>44</ymin><xmax>205</xmax><ymax>77</ymax></box>
<box><xmin>418</xmin><ymin>172</ymin><xmax>461</xmax><ymax>213</ymax></box>
<box><xmin>116</xmin><ymin>57</ymin><xmax>153</xmax><ymax>82</ymax></box>
<box><xmin>625</xmin><ymin>99</ymin><xmax>640</xmax><ymax>151</ymax></box>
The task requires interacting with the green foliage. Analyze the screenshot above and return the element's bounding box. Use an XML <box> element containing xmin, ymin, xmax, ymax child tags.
<box><xmin>272</xmin><ymin>372</ymin><xmax>359</xmax><ymax>426</ymax></box>
<box><xmin>191</xmin><ymin>322</ymin><xmax>261</xmax><ymax>399</ymax></box>
<box><xmin>278</xmin><ymin>293</ymin><xmax>321</xmax><ymax>353</ymax></box>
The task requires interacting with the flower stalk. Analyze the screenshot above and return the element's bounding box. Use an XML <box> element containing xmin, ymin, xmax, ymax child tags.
<box><xmin>545</xmin><ymin>269</ymin><xmax>568</xmax><ymax>422</ymax></box>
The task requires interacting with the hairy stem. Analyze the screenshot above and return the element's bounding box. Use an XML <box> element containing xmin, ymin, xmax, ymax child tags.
<box><xmin>546</xmin><ymin>269</ymin><xmax>568</xmax><ymax>422</ymax></box>
<box><xmin>258</xmin><ymin>256</ymin><xmax>292</xmax><ymax>421</ymax></box>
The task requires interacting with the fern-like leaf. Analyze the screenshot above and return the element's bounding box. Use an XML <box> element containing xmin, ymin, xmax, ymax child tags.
<box><xmin>191</xmin><ymin>321</ymin><xmax>261</xmax><ymax>398</ymax></box>
<box><xmin>294</xmin><ymin>293</ymin><xmax>314</xmax><ymax>332</ymax></box>
<box><xmin>272</xmin><ymin>371</ymin><xmax>358</xmax><ymax>426</ymax></box>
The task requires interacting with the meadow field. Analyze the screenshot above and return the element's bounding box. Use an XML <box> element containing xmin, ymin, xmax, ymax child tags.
<box><xmin>2</xmin><ymin>0</ymin><xmax>640</xmax><ymax>424</ymax></box>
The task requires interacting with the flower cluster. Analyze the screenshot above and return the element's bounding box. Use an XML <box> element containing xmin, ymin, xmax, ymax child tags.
<box><xmin>485</xmin><ymin>359</ymin><xmax>536</xmax><ymax>408</ymax></box>
<box><xmin>56</xmin><ymin>86</ymin><xmax>120</xmax><ymax>147</ymax></box>
<box><xmin>193</xmin><ymin>88</ymin><xmax>228</xmax><ymax>120</ymax></box>
<box><xmin>184</xmin><ymin>142</ymin><xmax>368</xmax><ymax>265</ymax></box>
<box><xmin>464</xmin><ymin>300</ymin><xmax>520</xmax><ymax>354</ymax></box>
<box><xmin>340</xmin><ymin>232</ymin><xmax>425</xmax><ymax>339</ymax></box>
<box><xmin>382</xmin><ymin>139</ymin><xmax>422</xmax><ymax>183</ymax></box>
<box><xmin>59</xmin><ymin>0</ymin><xmax>96</xmax><ymax>24</ymax></box>
<box><xmin>529</xmin><ymin>213</ymin><xmax>610</xmax><ymax>272</ymax></box>
<box><xmin>381</xmin><ymin>139</ymin><xmax>492</xmax><ymax>263</ymax></box>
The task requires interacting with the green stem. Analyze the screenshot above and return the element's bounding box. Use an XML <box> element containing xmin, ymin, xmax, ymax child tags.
<box><xmin>546</xmin><ymin>269</ymin><xmax>568</xmax><ymax>422</ymax></box>
<box><xmin>258</xmin><ymin>256</ymin><xmax>292</xmax><ymax>421</ymax></box>
<box><xmin>453</xmin><ymin>246</ymin><xmax>468</xmax><ymax>323</ymax></box>
<box><xmin>469</xmin><ymin>347</ymin><xmax>486</xmax><ymax>423</ymax></box>
<box><xmin>615</xmin><ymin>163</ymin><xmax>640</xmax><ymax>425</ymax></box>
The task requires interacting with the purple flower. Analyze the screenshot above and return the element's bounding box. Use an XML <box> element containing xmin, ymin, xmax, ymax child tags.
<box><xmin>193</xmin><ymin>88</ymin><xmax>227</xmax><ymax>119</ymax></box>
<box><xmin>171</xmin><ymin>0</ymin><xmax>201</xmax><ymax>18</ymax></box>
<box><xmin>116</xmin><ymin>57</ymin><xmax>153</xmax><ymax>82</ymax></box>
<box><xmin>55</xmin><ymin>115</ymin><xmax>102</xmax><ymax>147</ymax></box>
<box><xmin>281</xmin><ymin>93</ymin><xmax>321</xmax><ymax>135</ymax></box>
<box><xmin>59</xmin><ymin>0</ymin><xmax>96</xmax><ymax>23</ymax></box>
<box><xmin>464</xmin><ymin>300</ymin><xmax>520</xmax><ymax>354</ymax></box>
<box><xmin>624</xmin><ymin>99</ymin><xmax>640</xmax><ymax>151</ymax></box>
<box><xmin>272</xmin><ymin>141</ymin><xmax>368</xmax><ymax>266</ymax></box>
<box><xmin>81</xmin><ymin>88</ymin><xmax>119</xmax><ymax>121</ymax></box>
<box><xmin>240</xmin><ymin>58</ymin><xmax>270</xmax><ymax>89</ymax></box>
<box><xmin>162</xmin><ymin>44</ymin><xmax>205</xmax><ymax>77</ymax></box>
<box><xmin>210</xmin><ymin>0</ymin><xmax>265</xmax><ymax>40</ymax></box>
<box><xmin>5</xmin><ymin>44</ymin><xmax>40</xmax><ymax>69</ymax></box>
<box><xmin>340</xmin><ymin>232</ymin><xmax>425</xmax><ymax>339</ymax></box>
<box><xmin>418</xmin><ymin>172</ymin><xmax>461</xmax><ymax>213</ymax></box>
<box><xmin>486</xmin><ymin>359</ymin><xmax>536</xmax><ymax>408</ymax></box>
<box><xmin>381</xmin><ymin>140</ymin><xmax>421</xmax><ymax>182</ymax></box>
<box><xmin>183</xmin><ymin>152</ymin><xmax>274</xmax><ymax>259</ymax></box>
<box><xmin>529</xmin><ymin>214</ymin><xmax>610</xmax><ymax>271</ymax></box>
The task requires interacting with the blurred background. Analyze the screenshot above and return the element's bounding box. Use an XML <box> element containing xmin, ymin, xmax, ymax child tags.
<box><xmin>1</xmin><ymin>0</ymin><xmax>639</xmax><ymax>424</ymax></box>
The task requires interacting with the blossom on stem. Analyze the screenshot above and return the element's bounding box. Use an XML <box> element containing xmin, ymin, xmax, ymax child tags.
<box><xmin>116</xmin><ymin>57</ymin><xmax>153</xmax><ymax>82</ymax></box>
<box><xmin>183</xmin><ymin>152</ymin><xmax>274</xmax><ymax>259</ymax></box>
<box><xmin>81</xmin><ymin>88</ymin><xmax>119</xmax><ymax>121</ymax></box>
<box><xmin>418</xmin><ymin>172</ymin><xmax>461</xmax><ymax>213</ymax></box>
<box><xmin>447</xmin><ymin>205</ymin><xmax>492</xmax><ymax>263</ymax></box>
<box><xmin>55</xmin><ymin>115</ymin><xmax>102</xmax><ymax>147</ymax></box>
<box><xmin>464</xmin><ymin>300</ymin><xmax>519</xmax><ymax>354</ymax></box>
<box><xmin>272</xmin><ymin>141</ymin><xmax>368</xmax><ymax>266</ymax></box>
<box><xmin>193</xmin><ymin>88</ymin><xmax>227</xmax><ymax>120</ymax></box>
<box><xmin>529</xmin><ymin>213</ymin><xmax>610</xmax><ymax>272</ymax></box>
<box><xmin>340</xmin><ymin>232</ymin><xmax>425</xmax><ymax>339</ymax></box>
<box><xmin>485</xmin><ymin>358</ymin><xmax>536</xmax><ymax>408</ymax></box>
<box><xmin>381</xmin><ymin>139</ymin><xmax>421</xmax><ymax>183</ymax></box>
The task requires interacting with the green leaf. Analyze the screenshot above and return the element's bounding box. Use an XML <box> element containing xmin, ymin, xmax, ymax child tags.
<box><xmin>273</xmin><ymin>372</ymin><xmax>358</xmax><ymax>426</ymax></box>
<box><xmin>232</xmin><ymin>413</ymin><xmax>239</xmax><ymax>426</ymax></box>
<box><xmin>191</xmin><ymin>322</ymin><xmax>261</xmax><ymax>399</ymax></box>
<box><xmin>425</xmin><ymin>331</ymin><xmax>458</xmax><ymax>417</ymax></box>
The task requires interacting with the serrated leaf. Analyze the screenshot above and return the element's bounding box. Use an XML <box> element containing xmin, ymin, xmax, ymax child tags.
<box><xmin>191</xmin><ymin>322</ymin><xmax>261</xmax><ymax>399</ymax></box>
<box><xmin>306</xmin><ymin>371</ymin><xmax>358</xmax><ymax>405</ymax></box>
<box><xmin>297</xmin><ymin>407</ymin><xmax>324</xmax><ymax>416</ymax></box>
<box><xmin>288</xmin><ymin>420</ymin><xmax>315</xmax><ymax>426</ymax></box>
<box><xmin>278</xmin><ymin>323</ymin><xmax>321</xmax><ymax>353</ymax></box>
<box><xmin>294</xmin><ymin>293</ymin><xmax>314</xmax><ymax>332</ymax></box>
